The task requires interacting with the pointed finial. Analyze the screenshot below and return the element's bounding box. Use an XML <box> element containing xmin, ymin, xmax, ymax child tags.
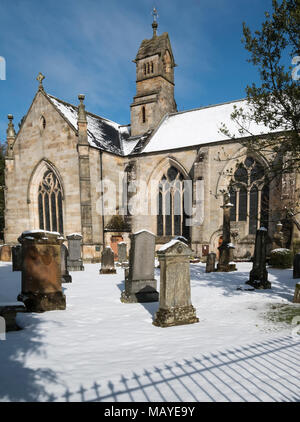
<box><xmin>7</xmin><ymin>114</ymin><xmax>16</xmax><ymax>138</ymax></box>
<box><xmin>78</xmin><ymin>94</ymin><xmax>87</xmax><ymax>124</ymax></box>
<box><xmin>36</xmin><ymin>72</ymin><xmax>45</xmax><ymax>90</ymax></box>
<box><xmin>152</xmin><ymin>7</ymin><xmax>158</xmax><ymax>37</ymax></box>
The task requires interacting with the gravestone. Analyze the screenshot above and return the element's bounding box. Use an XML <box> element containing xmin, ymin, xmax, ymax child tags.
<box><xmin>117</xmin><ymin>242</ymin><xmax>127</xmax><ymax>265</ymax></box>
<box><xmin>246</xmin><ymin>227</ymin><xmax>271</xmax><ymax>289</ymax></box>
<box><xmin>17</xmin><ymin>230</ymin><xmax>66</xmax><ymax>312</ymax></box>
<box><xmin>0</xmin><ymin>303</ymin><xmax>25</xmax><ymax>331</ymax></box>
<box><xmin>153</xmin><ymin>240</ymin><xmax>199</xmax><ymax>327</ymax></box>
<box><xmin>206</xmin><ymin>252</ymin><xmax>216</xmax><ymax>273</ymax></box>
<box><xmin>12</xmin><ymin>245</ymin><xmax>22</xmax><ymax>272</ymax></box>
<box><xmin>66</xmin><ymin>234</ymin><xmax>84</xmax><ymax>271</ymax></box>
<box><xmin>293</xmin><ymin>253</ymin><xmax>300</xmax><ymax>279</ymax></box>
<box><xmin>100</xmin><ymin>246</ymin><xmax>116</xmax><ymax>274</ymax></box>
<box><xmin>0</xmin><ymin>245</ymin><xmax>12</xmax><ymax>262</ymax></box>
<box><xmin>217</xmin><ymin>193</ymin><xmax>236</xmax><ymax>272</ymax></box>
<box><xmin>121</xmin><ymin>230</ymin><xmax>158</xmax><ymax>303</ymax></box>
<box><xmin>61</xmin><ymin>244</ymin><xmax>72</xmax><ymax>283</ymax></box>
<box><xmin>293</xmin><ymin>283</ymin><xmax>300</xmax><ymax>303</ymax></box>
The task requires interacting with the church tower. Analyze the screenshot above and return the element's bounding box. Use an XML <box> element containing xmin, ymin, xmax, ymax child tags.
<box><xmin>130</xmin><ymin>10</ymin><xmax>177</xmax><ymax>137</ymax></box>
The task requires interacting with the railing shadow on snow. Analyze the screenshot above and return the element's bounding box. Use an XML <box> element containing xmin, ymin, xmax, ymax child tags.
<box><xmin>53</xmin><ymin>335</ymin><xmax>300</xmax><ymax>402</ymax></box>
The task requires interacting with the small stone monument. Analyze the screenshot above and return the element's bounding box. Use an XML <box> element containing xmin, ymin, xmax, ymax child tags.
<box><xmin>272</xmin><ymin>221</ymin><xmax>284</xmax><ymax>250</ymax></box>
<box><xmin>293</xmin><ymin>283</ymin><xmax>300</xmax><ymax>303</ymax></box>
<box><xmin>246</xmin><ymin>227</ymin><xmax>271</xmax><ymax>289</ymax></box>
<box><xmin>153</xmin><ymin>240</ymin><xmax>199</xmax><ymax>328</ymax></box>
<box><xmin>117</xmin><ymin>242</ymin><xmax>127</xmax><ymax>266</ymax></box>
<box><xmin>66</xmin><ymin>234</ymin><xmax>84</xmax><ymax>271</ymax></box>
<box><xmin>61</xmin><ymin>244</ymin><xmax>72</xmax><ymax>283</ymax></box>
<box><xmin>217</xmin><ymin>192</ymin><xmax>236</xmax><ymax>272</ymax></box>
<box><xmin>0</xmin><ymin>303</ymin><xmax>26</xmax><ymax>331</ymax></box>
<box><xmin>121</xmin><ymin>230</ymin><xmax>158</xmax><ymax>303</ymax></box>
<box><xmin>293</xmin><ymin>253</ymin><xmax>300</xmax><ymax>279</ymax></box>
<box><xmin>100</xmin><ymin>246</ymin><xmax>116</xmax><ymax>274</ymax></box>
<box><xmin>12</xmin><ymin>245</ymin><xmax>22</xmax><ymax>272</ymax></box>
<box><xmin>206</xmin><ymin>252</ymin><xmax>216</xmax><ymax>273</ymax></box>
<box><xmin>17</xmin><ymin>230</ymin><xmax>66</xmax><ymax>312</ymax></box>
<box><xmin>0</xmin><ymin>245</ymin><xmax>12</xmax><ymax>262</ymax></box>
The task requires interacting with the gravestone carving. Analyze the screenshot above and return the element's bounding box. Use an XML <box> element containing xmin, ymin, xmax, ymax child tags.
<box><xmin>153</xmin><ymin>240</ymin><xmax>199</xmax><ymax>327</ymax></box>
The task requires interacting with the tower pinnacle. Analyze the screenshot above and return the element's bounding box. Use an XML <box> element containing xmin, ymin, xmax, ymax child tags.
<box><xmin>152</xmin><ymin>8</ymin><xmax>158</xmax><ymax>37</ymax></box>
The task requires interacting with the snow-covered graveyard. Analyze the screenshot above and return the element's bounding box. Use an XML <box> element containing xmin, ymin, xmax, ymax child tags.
<box><xmin>0</xmin><ymin>259</ymin><xmax>299</xmax><ymax>402</ymax></box>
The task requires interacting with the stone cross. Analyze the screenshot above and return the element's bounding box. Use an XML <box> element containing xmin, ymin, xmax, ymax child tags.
<box><xmin>100</xmin><ymin>246</ymin><xmax>116</xmax><ymax>274</ymax></box>
<box><xmin>37</xmin><ymin>72</ymin><xmax>45</xmax><ymax>88</ymax></box>
<box><xmin>153</xmin><ymin>240</ymin><xmax>199</xmax><ymax>327</ymax></box>
<box><xmin>121</xmin><ymin>230</ymin><xmax>158</xmax><ymax>303</ymax></box>
<box><xmin>246</xmin><ymin>227</ymin><xmax>271</xmax><ymax>289</ymax></box>
<box><xmin>217</xmin><ymin>192</ymin><xmax>236</xmax><ymax>272</ymax></box>
<box><xmin>17</xmin><ymin>230</ymin><xmax>66</xmax><ymax>312</ymax></box>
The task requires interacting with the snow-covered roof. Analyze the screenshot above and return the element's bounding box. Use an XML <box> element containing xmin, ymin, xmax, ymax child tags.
<box><xmin>139</xmin><ymin>99</ymin><xmax>278</xmax><ymax>154</ymax></box>
<box><xmin>48</xmin><ymin>94</ymin><xmax>127</xmax><ymax>155</ymax></box>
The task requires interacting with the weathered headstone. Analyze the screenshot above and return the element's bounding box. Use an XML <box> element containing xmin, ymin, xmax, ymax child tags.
<box><xmin>17</xmin><ymin>230</ymin><xmax>66</xmax><ymax>312</ymax></box>
<box><xmin>293</xmin><ymin>283</ymin><xmax>300</xmax><ymax>303</ymax></box>
<box><xmin>0</xmin><ymin>245</ymin><xmax>12</xmax><ymax>262</ymax></box>
<box><xmin>206</xmin><ymin>252</ymin><xmax>216</xmax><ymax>273</ymax></box>
<box><xmin>246</xmin><ymin>227</ymin><xmax>271</xmax><ymax>289</ymax></box>
<box><xmin>0</xmin><ymin>303</ymin><xmax>25</xmax><ymax>331</ymax></box>
<box><xmin>61</xmin><ymin>244</ymin><xmax>72</xmax><ymax>283</ymax></box>
<box><xmin>100</xmin><ymin>246</ymin><xmax>116</xmax><ymax>274</ymax></box>
<box><xmin>12</xmin><ymin>245</ymin><xmax>22</xmax><ymax>272</ymax></box>
<box><xmin>121</xmin><ymin>230</ymin><xmax>158</xmax><ymax>303</ymax></box>
<box><xmin>66</xmin><ymin>234</ymin><xmax>84</xmax><ymax>271</ymax></box>
<box><xmin>153</xmin><ymin>240</ymin><xmax>199</xmax><ymax>327</ymax></box>
<box><xmin>217</xmin><ymin>193</ymin><xmax>236</xmax><ymax>272</ymax></box>
<box><xmin>293</xmin><ymin>253</ymin><xmax>300</xmax><ymax>279</ymax></box>
<box><xmin>117</xmin><ymin>242</ymin><xmax>127</xmax><ymax>265</ymax></box>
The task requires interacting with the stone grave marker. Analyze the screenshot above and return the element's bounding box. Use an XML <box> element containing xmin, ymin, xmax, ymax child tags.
<box><xmin>66</xmin><ymin>234</ymin><xmax>84</xmax><ymax>271</ymax></box>
<box><xmin>153</xmin><ymin>239</ymin><xmax>199</xmax><ymax>327</ymax></box>
<box><xmin>12</xmin><ymin>245</ymin><xmax>22</xmax><ymax>272</ymax></box>
<box><xmin>206</xmin><ymin>252</ymin><xmax>216</xmax><ymax>273</ymax></box>
<box><xmin>121</xmin><ymin>230</ymin><xmax>158</xmax><ymax>303</ymax></box>
<box><xmin>61</xmin><ymin>244</ymin><xmax>72</xmax><ymax>283</ymax></box>
<box><xmin>246</xmin><ymin>227</ymin><xmax>271</xmax><ymax>289</ymax></box>
<box><xmin>100</xmin><ymin>246</ymin><xmax>116</xmax><ymax>274</ymax></box>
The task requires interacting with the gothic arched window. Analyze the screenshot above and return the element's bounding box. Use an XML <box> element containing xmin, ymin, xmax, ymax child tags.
<box><xmin>157</xmin><ymin>166</ymin><xmax>189</xmax><ymax>238</ymax></box>
<box><xmin>229</xmin><ymin>157</ymin><xmax>269</xmax><ymax>234</ymax></box>
<box><xmin>38</xmin><ymin>169</ymin><xmax>64</xmax><ymax>233</ymax></box>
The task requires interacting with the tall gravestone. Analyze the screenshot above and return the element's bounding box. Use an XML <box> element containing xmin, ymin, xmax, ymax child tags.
<box><xmin>217</xmin><ymin>193</ymin><xmax>236</xmax><ymax>272</ymax></box>
<box><xmin>293</xmin><ymin>253</ymin><xmax>300</xmax><ymax>279</ymax></box>
<box><xmin>17</xmin><ymin>230</ymin><xmax>66</xmax><ymax>312</ymax></box>
<box><xmin>246</xmin><ymin>227</ymin><xmax>271</xmax><ymax>289</ymax></box>
<box><xmin>121</xmin><ymin>230</ymin><xmax>158</xmax><ymax>303</ymax></box>
<box><xmin>100</xmin><ymin>246</ymin><xmax>116</xmax><ymax>274</ymax></box>
<box><xmin>117</xmin><ymin>242</ymin><xmax>127</xmax><ymax>265</ymax></box>
<box><xmin>153</xmin><ymin>240</ymin><xmax>199</xmax><ymax>327</ymax></box>
<box><xmin>61</xmin><ymin>244</ymin><xmax>72</xmax><ymax>283</ymax></box>
<box><xmin>206</xmin><ymin>252</ymin><xmax>216</xmax><ymax>273</ymax></box>
<box><xmin>66</xmin><ymin>234</ymin><xmax>84</xmax><ymax>271</ymax></box>
<box><xmin>293</xmin><ymin>283</ymin><xmax>300</xmax><ymax>303</ymax></box>
<box><xmin>12</xmin><ymin>245</ymin><xmax>22</xmax><ymax>272</ymax></box>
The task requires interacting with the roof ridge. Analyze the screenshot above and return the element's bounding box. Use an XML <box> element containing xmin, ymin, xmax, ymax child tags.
<box><xmin>171</xmin><ymin>98</ymin><xmax>247</xmax><ymax>117</ymax></box>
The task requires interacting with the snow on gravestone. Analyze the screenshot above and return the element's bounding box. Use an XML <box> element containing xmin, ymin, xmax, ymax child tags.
<box><xmin>153</xmin><ymin>240</ymin><xmax>199</xmax><ymax>328</ymax></box>
<box><xmin>121</xmin><ymin>230</ymin><xmax>158</xmax><ymax>303</ymax></box>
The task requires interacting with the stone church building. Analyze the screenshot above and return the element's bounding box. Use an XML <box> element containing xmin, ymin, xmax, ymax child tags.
<box><xmin>3</xmin><ymin>18</ymin><xmax>290</xmax><ymax>262</ymax></box>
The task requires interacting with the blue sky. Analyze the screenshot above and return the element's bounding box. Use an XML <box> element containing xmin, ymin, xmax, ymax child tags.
<box><xmin>0</xmin><ymin>0</ymin><xmax>274</xmax><ymax>141</ymax></box>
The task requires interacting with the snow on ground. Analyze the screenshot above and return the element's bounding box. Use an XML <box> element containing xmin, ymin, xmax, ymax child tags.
<box><xmin>0</xmin><ymin>262</ymin><xmax>299</xmax><ymax>402</ymax></box>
